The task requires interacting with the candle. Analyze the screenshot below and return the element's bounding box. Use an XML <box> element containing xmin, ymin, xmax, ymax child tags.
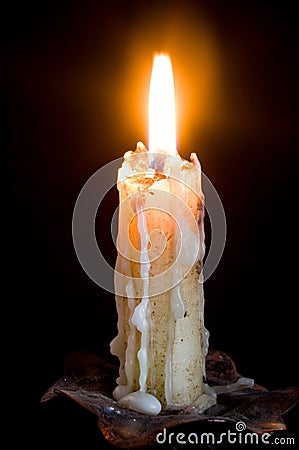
<box><xmin>110</xmin><ymin>53</ymin><xmax>213</xmax><ymax>415</ymax></box>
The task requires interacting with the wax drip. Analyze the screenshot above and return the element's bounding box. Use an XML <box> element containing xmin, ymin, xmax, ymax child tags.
<box><xmin>119</xmin><ymin>196</ymin><xmax>161</xmax><ymax>415</ymax></box>
<box><xmin>130</xmin><ymin>198</ymin><xmax>150</xmax><ymax>391</ymax></box>
<box><xmin>110</xmin><ymin>201</ymin><xmax>130</xmax><ymax>387</ymax></box>
<box><xmin>124</xmin><ymin>279</ymin><xmax>137</xmax><ymax>389</ymax></box>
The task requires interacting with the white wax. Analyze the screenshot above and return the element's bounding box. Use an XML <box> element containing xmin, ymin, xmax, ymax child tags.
<box><xmin>212</xmin><ymin>377</ymin><xmax>255</xmax><ymax>394</ymax></box>
<box><xmin>110</xmin><ymin>201</ymin><xmax>131</xmax><ymax>386</ymax></box>
<box><xmin>111</xmin><ymin>150</ymin><xmax>211</xmax><ymax>411</ymax></box>
<box><xmin>124</xmin><ymin>279</ymin><xmax>138</xmax><ymax>389</ymax></box>
<box><xmin>131</xmin><ymin>199</ymin><xmax>151</xmax><ymax>392</ymax></box>
<box><xmin>113</xmin><ymin>384</ymin><xmax>133</xmax><ymax>401</ymax></box>
<box><xmin>118</xmin><ymin>391</ymin><xmax>162</xmax><ymax>415</ymax></box>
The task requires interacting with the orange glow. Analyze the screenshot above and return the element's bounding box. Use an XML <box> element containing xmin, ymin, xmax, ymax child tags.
<box><xmin>114</xmin><ymin>5</ymin><xmax>223</xmax><ymax>159</ymax></box>
<box><xmin>148</xmin><ymin>53</ymin><xmax>177</xmax><ymax>155</ymax></box>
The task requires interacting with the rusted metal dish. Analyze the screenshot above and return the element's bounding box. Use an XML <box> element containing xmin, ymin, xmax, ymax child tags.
<box><xmin>42</xmin><ymin>349</ymin><xmax>298</xmax><ymax>448</ymax></box>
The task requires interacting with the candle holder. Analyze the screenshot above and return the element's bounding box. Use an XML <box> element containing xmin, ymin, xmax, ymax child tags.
<box><xmin>41</xmin><ymin>349</ymin><xmax>298</xmax><ymax>449</ymax></box>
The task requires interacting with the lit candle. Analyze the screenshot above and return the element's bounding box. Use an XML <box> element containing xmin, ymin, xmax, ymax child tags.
<box><xmin>110</xmin><ymin>53</ymin><xmax>213</xmax><ymax>415</ymax></box>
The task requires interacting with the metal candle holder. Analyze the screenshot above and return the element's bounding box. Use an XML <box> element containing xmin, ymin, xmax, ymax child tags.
<box><xmin>42</xmin><ymin>349</ymin><xmax>298</xmax><ymax>448</ymax></box>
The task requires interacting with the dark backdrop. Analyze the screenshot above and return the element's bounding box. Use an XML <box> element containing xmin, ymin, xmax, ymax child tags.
<box><xmin>3</xmin><ymin>0</ymin><xmax>298</xmax><ymax>448</ymax></box>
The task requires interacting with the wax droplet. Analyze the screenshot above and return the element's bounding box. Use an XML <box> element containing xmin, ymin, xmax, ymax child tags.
<box><xmin>117</xmin><ymin>391</ymin><xmax>162</xmax><ymax>415</ymax></box>
<box><xmin>113</xmin><ymin>385</ymin><xmax>133</xmax><ymax>401</ymax></box>
<box><xmin>212</xmin><ymin>377</ymin><xmax>255</xmax><ymax>394</ymax></box>
<box><xmin>203</xmin><ymin>383</ymin><xmax>217</xmax><ymax>400</ymax></box>
<box><xmin>237</xmin><ymin>377</ymin><xmax>254</xmax><ymax>387</ymax></box>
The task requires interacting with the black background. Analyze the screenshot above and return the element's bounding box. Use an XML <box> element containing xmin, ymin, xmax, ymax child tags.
<box><xmin>3</xmin><ymin>0</ymin><xmax>298</xmax><ymax>448</ymax></box>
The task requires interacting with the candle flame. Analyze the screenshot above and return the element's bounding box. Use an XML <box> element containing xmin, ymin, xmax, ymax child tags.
<box><xmin>149</xmin><ymin>53</ymin><xmax>177</xmax><ymax>155</ymax></box>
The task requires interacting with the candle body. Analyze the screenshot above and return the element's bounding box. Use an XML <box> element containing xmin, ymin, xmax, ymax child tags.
<box><xmin>111</xmin><ymin>147</ymin><xmax>210</xmax><ymax>411</ymax></box>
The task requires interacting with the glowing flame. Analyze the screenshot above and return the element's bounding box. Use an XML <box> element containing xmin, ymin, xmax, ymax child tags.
<box><xmin>148</xmin><ymin>53</ymin><xmax>177</xmax><ymax>155</ymax></box>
